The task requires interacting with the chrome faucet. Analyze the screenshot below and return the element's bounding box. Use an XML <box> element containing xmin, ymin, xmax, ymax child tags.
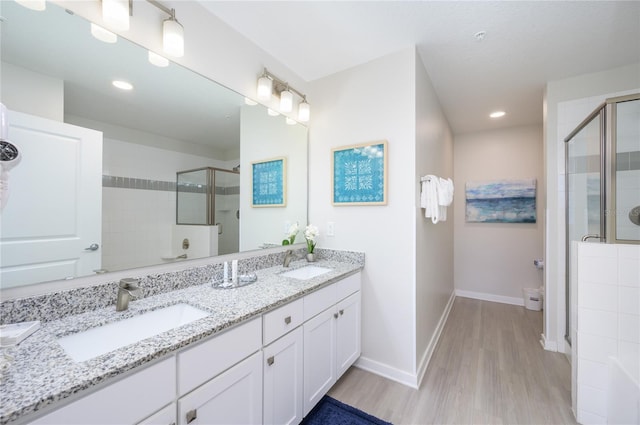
<box><xmin>116</xmin><ymin>278</ymin><xmax>143</xmax><ymax>311</ymax></box>
<box><xmin>283</xmin><ymin>250</ymin><xmax>294</xmax><ymax>267</ymax></box>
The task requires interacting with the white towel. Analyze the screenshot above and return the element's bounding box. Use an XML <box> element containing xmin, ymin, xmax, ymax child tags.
<box><xmin>421</xmin><ymin>175</ymin><xmax>440</xmax><ymax>223</ymax></box>
<box><xmin>420</xmin><ymin>175</ymin><xmax>454</xmax><ymax>223</ymax></box>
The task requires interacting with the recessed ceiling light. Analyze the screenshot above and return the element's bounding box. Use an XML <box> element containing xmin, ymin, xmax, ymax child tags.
<box><xmin>112</xmin><ymin>80</ymin><xmax>133</xmax><ymax>90</ymax></box>
<box><xmin>490</xmin><ymin>111</ymin><xmax>506</xmax><ymax>118</ymax></box>
<box><xmin>148</xmin><ymin>51</ymin><xmax>169</xmax><ymax>67</ymax></box>
<box><xmin>91</xmin><ymin>23</ymin><xmax>117</xmax><ymax>44</ymax></box>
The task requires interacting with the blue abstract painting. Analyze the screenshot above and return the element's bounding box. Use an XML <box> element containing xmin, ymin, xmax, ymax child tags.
<box><xmin>332</xmin><ymin>141</ymin><xmax>387</xmax><ymax>205</ymax></box>
<box><xmin>252</xmin><ymin>157</ymin><xmax>286</xmax><ymax>207</ymax></box>
<box><xmin>465</xmin><ymin>179</ymin><xmax>536</xmax><ymax>223</ymax></box>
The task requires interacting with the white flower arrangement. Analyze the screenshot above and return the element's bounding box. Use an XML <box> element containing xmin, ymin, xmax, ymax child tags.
<box><xmin>283</xmin><ymin>222</ymin><xmax>299</xmax><ymax>245</ymax></box>
<box><xmin>304</xmin><ymin>224</ymin><xmax>319</xmax><ymax>253</ymax></box>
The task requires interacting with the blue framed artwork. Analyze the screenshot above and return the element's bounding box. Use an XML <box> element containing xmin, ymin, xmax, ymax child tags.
<box><xmin>332</xmin><ymin>141</ymin><xmax>388</xmax><ymax>205</ymax></box>
<box><xmin>465</xmin><ymin>179</ymin><xmax>537</xmax><ymax>223</ymax></box>
<box><xmin>252</xmin><ymin>157</ymin><xmax>286</xmax><ymax>207</ymax></box>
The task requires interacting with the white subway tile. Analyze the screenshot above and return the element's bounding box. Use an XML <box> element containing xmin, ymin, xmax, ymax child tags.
<box><xmin>577</xmin><ymin>384</ymin><xmax>607</xmax><ymax>417</ymax></box>
<box><xmin>580</xmin><ymin>242</ymin><xmax>618</xmax><ymax>258</ymax></box>
<box><xmin>578</xmin><ymin>283</ymin><xmax>618</xmax><ymax>311</ymax></box>
<box><xmin>578</xmin><ymin>308</ymin><xmax>617</xmax><ymax>337</ymax></box>
<box><xmin>618</xmin><ymin>313</ymin><xmax>640</xmax><ymax>344</ymax></box>
<box><xmin>578</xmin><ymin>332</ymin><xmax>618</xmax><ymax>363</ymax></box>
<box><xmin>618</xmin><ymin>341</ymin><xmax>640</xmax><ymax>384</ymax></box>
<box><xmin>577</xmin><ymin>358</ymin><xmax>609</xmax><ymax>390</ymax></box>
<box><xmin>619</xmin><ymin>286</ymin><xmax>640</xmax><ymax>315</ymax></box>
<box><xmin>578</xmin><ymin>255</ymin><xmax>618</xmax><ymax>284</ymax></box>
<box><xmin>618</xmin><ymin>257</ymin><xmax>640</xmax><ymax>288</ymax></box>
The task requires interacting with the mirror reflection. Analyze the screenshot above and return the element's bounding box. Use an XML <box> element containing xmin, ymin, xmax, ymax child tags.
<box><xmin>0</xmin><ymin>1</ymin><xmax>308</xmax><ymax>289</ymax></box>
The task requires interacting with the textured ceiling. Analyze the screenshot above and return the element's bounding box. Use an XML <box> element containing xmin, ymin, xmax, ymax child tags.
<box><xmin>200</xmin><ymin>1</ymin><xmax>640</xmax><ymax>134</ymax></box>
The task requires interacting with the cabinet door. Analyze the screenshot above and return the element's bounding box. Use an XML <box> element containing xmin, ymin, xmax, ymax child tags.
<box><xmin>177</xmin><ymin>352</ymin><xmax>262</xmax><ymax>425</ymax></box>
<box><xmin>29</xmin><ymin>357</ymin><xmax>175</xmax><ymax>425</ymax></box>
<box><xmin>303</xmin><ymin>308</ymin><xmax>336</xmax><ymax>416</ymax></box>
<box><xmin>335</xmin><ymin>292</ymin><xmax>361</xmax><ymax>378</ymax></box>
<box><xmin>263</xmin><ymin>327</ymin><xmax>303</xmax><ymax>425</ymax></box>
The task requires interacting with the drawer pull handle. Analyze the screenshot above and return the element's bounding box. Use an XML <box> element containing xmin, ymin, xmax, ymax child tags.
<box><xmin>284</xmin><ymin>316</ymin><xmax>292</xmax><ymax>325</ymax></box>
<box><xmin>186</xmin><ymin>409</ymin><xmax>197</xmax><ymax>424</ymax></box>
<box><xmin>267</xmin><ymin>356</ymin><xmax>275</xmax><ymax>366</ymax></box>
<box><xmin>339</xmin><ymin>309</ymin><xmax>344</xmax><ymax>316</ymax></box>
<box><xmin>334</xmin><ymin>313</ymin><xmax>339</xmax><ymax>319</ymax></box>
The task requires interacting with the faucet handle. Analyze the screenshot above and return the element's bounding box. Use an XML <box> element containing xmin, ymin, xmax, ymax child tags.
<box><xmin>119</xmin><ymin>278</ymin><xmax>139</xmax><ymax>289</ymax></box>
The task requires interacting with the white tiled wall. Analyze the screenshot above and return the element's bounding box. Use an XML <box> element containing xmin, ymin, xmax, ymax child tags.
<box><xmin>573</xmin><ymin>242</ymin><xmax>640</xmax><ymax>424</ymax></box>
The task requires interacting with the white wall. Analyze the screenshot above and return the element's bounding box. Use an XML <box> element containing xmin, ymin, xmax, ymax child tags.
<box><xmin>454</xmin><ymin>125</ymin><xmax>544</xmax><ymax>305</ymax></box>
<box><xmin>239</xmin><ymin>105</ymin><xmax>308</xmax><ymax>251</ymax></box>
<box><xmin>309</xmin><ymin>48</ymin><xmax>453</xmax><ymax>386</ymax></box>
<box><xmin>0</xmin><ymin>62</ymin><xmax>63</xmax><ymax>121</ymax></box>
<box><xmin>544</xmin><ymin>63</ymin><xmax>640</xmax><ymax>352</ymax></box>
<box><xmin>414</xmin><ymin>55</ymin><xmax>455</xmax><ymax>381</ymax></box>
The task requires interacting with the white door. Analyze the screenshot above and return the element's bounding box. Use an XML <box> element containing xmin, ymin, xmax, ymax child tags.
<box><xmin>0</xmin><ymin>110</ymin><xmax>102</xmax><ymax>287</ymax></box>
<box><xmin>303</xmin><ymin>308</ymin><xmax>336</xmax><ymax>416</ymax></box>
<box><xmin>263</xmin><ymin>327</ymin><xmax>303</xmax><ymax>425</ymax></box>
<box><xmin>335</xmin><ymin>292</ymin><xmax>361</xmax><ymax>378</ymax></box>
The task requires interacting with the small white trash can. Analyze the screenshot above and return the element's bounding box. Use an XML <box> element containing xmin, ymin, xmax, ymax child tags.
<box><xmin>523</xmin><ymin>288</ymin><xmax>542</xmax><ymax>311</ymax></box>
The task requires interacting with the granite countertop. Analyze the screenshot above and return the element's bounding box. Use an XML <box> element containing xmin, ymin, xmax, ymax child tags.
<box><xmin>0</xmin><ymin>259</ymin><xmax>362</xmax><ymax>425</ymax></box>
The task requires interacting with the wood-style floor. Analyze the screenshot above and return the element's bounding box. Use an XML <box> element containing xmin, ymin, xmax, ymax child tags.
<box><xmin>328</xmin><ymin>297</ymin><xmax>576</xmax><ymax>425</ymax></box>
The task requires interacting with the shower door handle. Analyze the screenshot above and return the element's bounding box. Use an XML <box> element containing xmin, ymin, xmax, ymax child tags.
<box><xmin>581</xmin><ymin>234</ymin><xmax>601</xmax><ymax>242</ymax></box>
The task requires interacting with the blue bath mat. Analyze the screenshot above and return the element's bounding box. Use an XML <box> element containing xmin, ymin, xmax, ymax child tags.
<box><xmin>301</xmin><ymin>395</ymin><xmax>393</xmax><ymax>425</ymax></box>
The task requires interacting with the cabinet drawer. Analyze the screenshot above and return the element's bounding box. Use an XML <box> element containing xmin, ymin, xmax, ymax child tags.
<box><xmin>177</xmin><ymin>317</ymin><xmax>261</xmax><ymax>395</ymax></box>
<box><xmin>29</xmin><ymin>357</ymin><xmax>175</xmax><ymax>425</ymax></box>
<box><xmin>263</xmin><ymin>298</ymin><xmax>303</xmax><ymax>345</ymax></box>
<box><xmin>303</xmin><ymin>284</ymin><xmax>336</xmax><ymax>321</ymax></box>
<box><xmin>137</xmin><ymin>403</ymin><xmax>176</xmax><ymax>425</ymax></box>
<box><xmin>336</xmin><ymin>272</ymin><xmax>361</xmax><ymax>301</ymax></box>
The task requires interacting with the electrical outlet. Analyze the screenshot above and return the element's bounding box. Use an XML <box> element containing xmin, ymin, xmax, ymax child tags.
<box><xmin>327</xmin><ymin>222</ymin><xmax>335</xmax><ymax>237</ymax></box>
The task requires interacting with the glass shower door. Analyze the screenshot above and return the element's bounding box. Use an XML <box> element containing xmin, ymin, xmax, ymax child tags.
<box><xmin>565</xmin><ymin>108</ymin><xmax>604</xmax><ymax>344</ymax></box>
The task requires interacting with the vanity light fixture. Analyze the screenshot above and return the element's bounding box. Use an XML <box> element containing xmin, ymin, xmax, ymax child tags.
<box><xmin>490</xmin><ymin>111</ymin><xmax>506</xmax><ymax>118</ymax></box>
<box><xmin>256</xmin><ymin>68</ymin><xmax>311</xmax><ymax>121</ymax></box>
<box><xmin>280</xmin><ymin>87</ymin><xmax>293</xmax><ymax>112</ymax></box>
<box><xmin>15</xmin><ymin>0</ymin><xmax>46</xmax><ymax>11</ymax></box>
<box><xmin>91</xmin><ymin>23</ymin><xmax>117</xmax><ymax>43</ymax></box>
<box><xmin>112</xmin><ymin>80</ymin><xmax>133</xmax><ymax>90</ymax></box>
<box><xmin>102</xmin><ymin>0</ymin><xmax>130</xmax><ymax>31</ymax></box>
<box><xmin>97</xmin><ymin>0</ymin><xmax>185</xmax><ymax>58</ymax></box>
<box><xmin>148</xmin><ymin>51</ymin><xmax>169</xmax><ymax>67</ymax></box>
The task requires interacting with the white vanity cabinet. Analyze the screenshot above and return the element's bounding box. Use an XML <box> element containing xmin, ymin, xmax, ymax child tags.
<box><xmin>302</xmin><ymin>273</ymin><xmax>361</xmax><ymax>416</ymax></box>
<box><xmin>137</xmin><ymin>403</ymin><xmax>176</xmax><ymax>425</ymax></box>
<box><xmin>29</xmin><ymin>357</ymin><xmax>176</xmax><ymax>425</ymax></box>
<box><xmin>176</xmin><ymin>318</ymin><xmax>262</xmax><ymax>425</ymax></box>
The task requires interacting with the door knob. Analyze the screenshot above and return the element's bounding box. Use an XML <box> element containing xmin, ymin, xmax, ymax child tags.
<box><xmin>84</xmin><ymin>243</ymin><xmax>99</xmax><ymax>251</ymax></box>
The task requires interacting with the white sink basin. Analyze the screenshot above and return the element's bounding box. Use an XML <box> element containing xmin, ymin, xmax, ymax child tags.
<box><xmin>280</xmin><ymin>265</ymin><xmax>331</xmax><ymax>280</ymax></box>
<box><xmin>57</xmin><ymin>303</ymin><xmax>209</xmax><ymax>362</ymax></box>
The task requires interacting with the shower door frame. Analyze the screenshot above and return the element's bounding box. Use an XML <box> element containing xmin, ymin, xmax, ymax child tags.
<box><xmin>563</xmin><ymin>92</ymin><xmax>640</xmax><ymax>345</ymax></box>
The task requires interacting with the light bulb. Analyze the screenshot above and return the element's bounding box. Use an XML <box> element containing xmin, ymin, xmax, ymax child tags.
<box><xmin>163</xmin><ymin>18</ymin><xmax>184</xmax><ymax>57</ymax></box>
<box><xmin>298</xmin><ymin>100</ymin><xmax>310</xmax><ymax>122</ymax></box>
<box><xmin>280</xmin><ymin>89</ymin><xmax>293</xmax><ymax>112</ymax></box>
<box><xmin>257</xmin><ymin>76</ymin><xmax>272</xmax><ymax>101</ymax></box>
<box><xmin>91</xmin><ymin>23</ymin><xmax>117</xmax><ymax>43</ymax></box>
<box><xmin>102</xmin><ymin>0</ymin><xmax>129</xmax><ymax>31</ymax></box>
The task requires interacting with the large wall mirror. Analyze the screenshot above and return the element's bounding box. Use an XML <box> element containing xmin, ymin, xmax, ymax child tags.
<box><xmin>0</xmin><ymin>1</ymin><xmax>308</xmax><ymax>291</ymax></box>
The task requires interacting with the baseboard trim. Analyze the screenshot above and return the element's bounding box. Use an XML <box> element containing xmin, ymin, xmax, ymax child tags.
<box><xmin>416</xmin><ymin>290</ymin><xmax>456</xmax><ymax>388</ymax></box>
<box><xmin>354</xmin><ymin>356</ymin><xmax>419</xmax><ymax>389</ymax></box>
<box><xmin>540</xmin><ymin>333</ymin><xmax>558</xmax><ymax>351</ymax></box>
<box><xmin>455</xmin><ymin>289</ymin><xmax>524</xmax><ymax>306</ymax></box>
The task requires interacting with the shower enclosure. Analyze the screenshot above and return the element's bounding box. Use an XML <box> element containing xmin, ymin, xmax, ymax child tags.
<box><xmin>564</xmin><ymin>93</ymin><xmax>640</xmax><ymax>344</ymax></box>
<box><xmin>176</xmin><ymin>167</ymin><xmax>240</xmax><ymax>255</ymax></box>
